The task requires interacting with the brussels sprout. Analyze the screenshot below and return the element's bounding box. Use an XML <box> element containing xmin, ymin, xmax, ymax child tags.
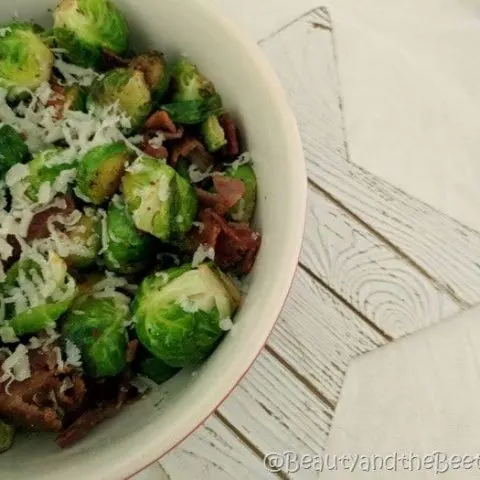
<box><xmin>53</xmin><ymin>0</ymin><xmax>129</xmax><ymax>68</ymax></box>
<box><xmin>2</xmin><ymin>252</ymin><xmax>76</xmax><ymax>336</ymax></box>
<box><xmin>0</xmin><ymin>23</ymin><xmax>53</xmax><ymax>99</ymax></box>
<box><xmin>133</xmin><ymin>264</ymin><xmax>240</xmax><ymax>367</ymax></box>
<box><xmin>136</xmin><ymin>350</ymin><xmax>179</xmax><ymax>385</ymax></box>
<box><xmin>171</xmin><ymin>58</ymin><xmax>215</xmax><ymax>103</ymax></box>
<box><xmin>87</xmin><ymin>68</ymin><xmax>152</xmax><ymax>131</ymax></box>
<box><xmin>104</xmin><ymin>198</ymin><xmax>156</xmax><ymax>274</ymax></box>
<box><xmin>122</xmin><ymin>157</ymin><xmax>197</xmax><ymax>242</ymax></box>
<box><xmin>130</xmin><ymin>51</ymin><xmax>170</xmax><ymax>101</ymax></box>
<box><xmin>225</xmin><ymin>164</ymin><xmax>258</xmax><ymax>223</ymax></box>
<box><xmin>76</xmin><ymin>142</ymin><xmax>133</xmax><ymax>205</ymax></box>
<box><xmin>62</xmin><ymin>294</ymin><xmax>129</xmax><ymax>378</ymax></box>
<box><xmin>201</xmin><ymin>115</ymin><xmax>227</xmax><ymax>152</ymax></box>
<box><xmin>0</xmin><ymin>420</ymin><xmax>14</xmax><ymax>454</ymax></box>
<box><xmin>0</xmin><ymin>125</ymin><xmax>30</xmax><ymax>179</ymax></box>
<box><xmin>64</xmin><ymin>84</ymin><xmax>87</xmax><ymax>112</ymax></box>
<box><xmin>63</xmin><ymin>212</ymin><xmax>102</xmax><ymax>269</ymax></box>
<box><xmin>161</xmin><ymin>94</ymin><xmax>223</xmax><ymax>125</ymax></box>
<box><xmin>23</xmin><ymin>148</ymin><xmax>74</xmax><ymax>202</ymax></box>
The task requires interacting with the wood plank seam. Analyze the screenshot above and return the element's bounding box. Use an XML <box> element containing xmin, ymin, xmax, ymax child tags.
<box><xmin>269</xmin><ymin>5</ymin><xmax>470</xmax><ymax>310</ymax></box>
<box><xmin>298</xmin><ymin>262</ymin><xmax>394</xmax><ymax>342</ymax></box>
<box><xmin>307</xmin><ymin>178</ymin><xmax>469</xmax><ymax>310</ymax></box>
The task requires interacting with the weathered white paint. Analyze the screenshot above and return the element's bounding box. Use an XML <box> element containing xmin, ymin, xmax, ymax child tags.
<box><xmin>151</xmin><ymin>4</ymin><xmax>480</xmax><ymax>479</ymax></box>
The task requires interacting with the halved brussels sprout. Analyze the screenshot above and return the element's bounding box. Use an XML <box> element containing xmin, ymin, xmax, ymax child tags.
<box><xmin>53</xmin><ymin>0</ymin><xmax>129</xmax><ymax>68</ymax></box>
<box><xmin>134</xmin><ymin>264</ymin><xmax>240</xmax><ymax>367</ymax></box>
<box><xmin>201</xmin><ymin>115</ymin><xmax>227</xmax><ymax>152</ymax></box>
<box><xmin>104</xmin><ymin>198</ymin><xmax>156</xmax><ymax>274</ymax></box>
<box><xmin>161</xmin><ymin>94</ymin><xmax>223</xmax><ymax>125</ymax></box>
<box><xmin>63</xmin><ymin>212</ymin><xmax>102</xmax><ymax>269</ymax></box>
<box><xmin>161</xmin><ymin>58</ymin><xmax>223</xmax><ymax>125</ymax></box>
<box><xmin>76</xmin><ymin>142</ymin><xmax>133</xmax><ymax>205</ymax></box>
<box><xmin>64</xmin><ymin>84</ymin><xmax>87</xmax><ymax>112</ymax></box>
<box><xmin>22</xmin><ymin>148</ymin><xmax>75</xmax><ymax>203</ymax></box>
<box><xmin>87</xmin><ymin>68</ymin><xmax>152</xmax><ymax>131</ymax></box>
<box><xmin>171</xmin><ymin>58</ymin><xmax>216</xmax><ymax>102</ymax></box>
<box><xmin>225</xmin><ymin>163</ymin><xmax>258</xmax><ymax>223</ymax></box>
<box><xmin>0</xmin><ymin>23</ymin><xmax>53</xmax><ymax>99</ymax></box>
<box><xmin>130</xmin><ymin>51</ymin><xmax>170</xmax><ymax>102</ymax></box>
<box><xmin>122</xmin><ymin>157</ymin><xmax>197</xmax><ymax>242</ymax></box>
<box><xmin>2</xmin><ymin>252</ymin><xmax>76</xmax><ymax>336</ymax></box>
<box><xmin>62</xmin><ymin>293</ymin><xmax>129</xmax><ymax>378</ymax></box>
<box><xmin>0</xmin><ymin>125</ymin><xmax>30</xmax><ymax>180</ymax></box>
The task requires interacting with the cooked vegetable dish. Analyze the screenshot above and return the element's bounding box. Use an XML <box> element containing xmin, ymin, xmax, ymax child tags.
<box><xmin>0</xmin><ymin>0</ymin><xmax>261</xmax><ymax>452</ymax></box>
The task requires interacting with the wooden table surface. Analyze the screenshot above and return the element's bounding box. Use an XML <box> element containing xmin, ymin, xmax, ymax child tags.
<box><xmin>146</xmin><ymin>1</ymin><xmax>480</xmax><ymax>478</ymax></box>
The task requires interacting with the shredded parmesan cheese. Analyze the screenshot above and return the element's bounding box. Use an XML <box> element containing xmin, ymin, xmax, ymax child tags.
<box><xmin>192</xmin><ymin>244</ymin><xmax>215</xmax><ymax>268</ymax></box>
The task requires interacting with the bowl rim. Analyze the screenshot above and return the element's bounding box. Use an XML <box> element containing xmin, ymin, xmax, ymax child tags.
<box><xmin>125</xmin><ymin>0</ymin><xmax>307</xmax><ymax>476</ymax></box>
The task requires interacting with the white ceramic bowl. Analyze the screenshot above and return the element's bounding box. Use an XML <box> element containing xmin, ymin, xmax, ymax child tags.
<box><xmin>0</xmin><ymin>1</ymin><xmax>307</xmax><ymax>478</ymax></box>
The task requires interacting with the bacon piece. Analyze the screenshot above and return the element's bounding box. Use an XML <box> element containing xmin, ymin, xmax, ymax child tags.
<box><xmin>196</xmin><ymin>176</ymin><xmax>245</xmax><ymax>216</ymax></box>
<box><xmin>125</xmin><ymin>340</ymin><xmax>139</xmax><ymax>364</ymax></box>
<box><xmin>219</xmin><ymin>114</ymin><xmax>240</xmax><ymax>157</ymax></box>
<box><xmin>169</xmin><ymin>138</ymin><xmax>213</xmax><ymax>170</ymax></box>
<box><xmin>189</xmin><ymin>209</ymin><xmax>261</xmax><ymax>274</ymax></box>
<box><xmin>0</xmin><ymin>347</ymin><xmax>85</xmax><ymax>432</ymax></box>
<box><xmin>56</xmin><ymin>378</ymin><xmax>131</xmax><ymax>448</ymax></box>
<box><xmin>101</xmin><ymin>49</ymin><xmax>129</xmax><ymax>70</ymax></box>
<box><xmin>141</xmin><ymin>141</ymin><xmax>168</xmax><ymax>159</ymax></box>
<box><xmin>144</xmin><ymin>111</ymin><xmax>177</xmax><ymax>134</ymax></box>
<box><xmin>27</xmin><ymin>195</ymin><xmax>76</xmax><ymax>242</ymax></box>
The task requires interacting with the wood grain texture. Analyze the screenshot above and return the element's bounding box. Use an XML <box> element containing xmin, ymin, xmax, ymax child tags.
<box><xmin>161</xmin><ymin>415</ymin><xmax>278</xmax><ymax>480</ymax></box>
<box><xmin>218</xmin><ymin>348</ymin><xmax>332</xmax><ymax>479</ymax></box>
<box><xmin>302</xmin><ymin>188</ymin><xmax>460</xmax><ymax>338</ymax></box>
<box><xmin>266</xmin><ymin>267</ymin><xmax>386</xmax><ymax>407</ymax></box>
<box><xmin>260</xmin><ymin>7</ymin><xmax>480</xmax><ymax>307</ymax></box>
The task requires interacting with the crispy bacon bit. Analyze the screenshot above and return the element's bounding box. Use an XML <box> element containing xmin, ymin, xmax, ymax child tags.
<box><xmin>0</xmin><ymin>348</ymin><xmax>85</xmax><ymax>432</ymax></box>
<box><xmin>144</xmin><ymin>111</ymin><xmax>177</xmax><ymax>134</ymax></box>
<box><xmin>141</xmin><ymin>141</ymin><xmax>168</xmax><ymax>159</ymax></box>
<box><xmin>189</xmin><ymin>209</ymin><xmax>261</xmax><ymax>274</ymax></box>
<box><xmin>196</xmin><ymin>177</ymin><xmax>245</xmax><ymax>216</ymax></box>
<box><xmin>101</xmin><ymin>49</ymin><xmax>129</xmax><ymax>70</ymax></box>
<box><xmin>219</xmin><ymin>114</ymin><xmax>240</xmax><ymax>157</ymax></box>
<box><xmin>125</xmin><ymin>340</ymin><xmax>139</xmax><ymax>364</ymax></box>
<box><xmin>170</xmin><ymin>138</ymin><xmax>214</xmax><ymax>170</ymax></box>
<box><xmin>46</xmin><ymin>81</ymin><xmax>67</xmax><ymax>119</ymax></box>
<box><xmin>27</xmin><ymin>194</ymin><xmax>76</xmax><ymax>242</ymax></box>
<box><xmin>2</xmin><ymin>235</ymin><xmax>21</xmax><ymax>271</ymax></box>
<box><xmin>56</xmin><ymin>377</ymin><xmax>132</xmax><ymax>449</ymax></box>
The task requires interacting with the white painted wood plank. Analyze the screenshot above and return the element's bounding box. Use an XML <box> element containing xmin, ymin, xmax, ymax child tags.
<box><xmin>161</xmin><ymin>415</ymin><xmax>277</xmax><ymax>480</ymax></box>
<box><xmin>217</xmin><ymin>0</ymin><xmax>319</xmax><ymax>42</ymax></box>
<box><xmin>266</xmin><ymin>267</ymin><xmax>386</xmax><ymax>406</ymax></box>
<box><xmin>302</xmin><ymin>187</ymin><xmax>460</xmax><ymax>338</ymax></box>
<box><xmin>218</xmin><ymin>348</ymin><xmax>332</xmax><ymax>479</ymax></box>
<box><xmin>261</xmin><ymin>7</ymin><xmax>480</xmax><ymax>307</ymax></box>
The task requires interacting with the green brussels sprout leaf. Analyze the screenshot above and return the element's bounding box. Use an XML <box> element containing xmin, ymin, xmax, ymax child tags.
<box><xmin>161</xmin><ymin>94</ymin><xmax>223</xmax><ymax>125</ymax></box>
<box><xmin>0</xmin><ymin>23</ymin><xmax>53</xmax><ymax>99</ymax></box>
<box><xmin>201</xmin><ymin>115</ymin><xmax>227</xmax><ymax>152</ymax></box>
<box><xmin>171</xmin><ymin>57</ymin><xmax>216</xmax><ymax>102</ymax></box>
<box><xmin>122</xmin><ymin>157</ymin><xmax>197</xmax><ymax>242</ymax></box>
<box><xmin>2</xmin><ymin>252</ymin><xmax>77</xmax><ymax>336</ymax></box>
<box><xmin>76</xmin><ymin>142</ymin><xmax>133</xmax><ymax>205</ymax></box>
<box><xmin>53</xmin><ymin>0</ymin><xmax>129</xmax><ymax>68</ymax></box>
<box><xmin>0</xmin><ymin>125</ymin><xmax>30</xmax><ymax>180</ymax></box>
<box><xmin>62</xmin><ymin>294</ymin><xmax>130</xmax><ymax>378</ymax></box>
<box><xmin>87</xmin><ymin>68</ymin><xmax>152</xmax><ymax>131</ymax></box>
<box><xmin>104</xmin><ymin>198</ymin><xmax>157</xmax><ymax>274</ymax></box>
